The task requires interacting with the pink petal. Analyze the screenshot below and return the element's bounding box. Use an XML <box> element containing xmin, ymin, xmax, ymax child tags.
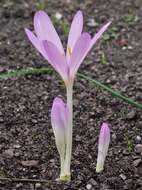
<box><xmin>51</xmin><ymin>97</ymin><xmax>68</xmax><ymax>156</ymax></box>
<box><xmin>90</xmin><ymin>21</ymin><xmax>111</xmax><ymax>49</ymax></box>
<box><xmin>25</xmin><ymin>28</ymin><xmax>44</xmax><ymax>56</ymax></box>
<box><xmin>25</xmin><ymin>28</ymin><xmax>51</xmax><ymax>61</ymax></box>
<box><xmin>43</xmin><ymin>41</ymin><xmax>68</xmax><ymax>82</ymax></box>
<box><xmin>66</xmin><ymin>11</ymin><xmax>83</xmax><ymax>62</ymax></box>
<box><xmin>96</xmin><ymin>123</ymin><xmax>110</xmax><ymax>173</ymax></box>
<box><xmin>69</xmin><ymin>32</ymin><xmax>91</xmax><ymax>79</ymax></box>
<box><xmin>34</xmin><ymin>11</ymin><xmax>64</xmax><ymax>54</ymax></box>
<box><xmin>51</xmin><ymin>97</ymin><xmax>68</xmax><ymax>131</ymax></box>
<box><xmin>99</xmin><ymin>123</ymin><xmax>110</xmax><ymax>150</ymax></box>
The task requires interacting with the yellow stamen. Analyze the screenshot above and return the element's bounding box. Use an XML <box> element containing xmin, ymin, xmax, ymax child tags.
<box><xmin>67</xmin><ymin>47</ymin><xmax>72</xmax><ymax>55</ymax></box>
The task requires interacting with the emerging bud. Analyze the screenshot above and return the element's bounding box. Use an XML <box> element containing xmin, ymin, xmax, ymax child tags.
<box><xmin>96</xmin><ymin>123</ymin><xmax>110</xmax><ymax>173</ymax></box>
<box><xmin>51</xmin><ymin>97</ymin><xmax>68</xmax><ymax>160</ymax></box>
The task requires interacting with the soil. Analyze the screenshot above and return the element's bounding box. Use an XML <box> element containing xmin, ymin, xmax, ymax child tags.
<box><xmin>0</xmin><ymin>0</ymin><xmax>142</xmax><ymax>189</ymax></box>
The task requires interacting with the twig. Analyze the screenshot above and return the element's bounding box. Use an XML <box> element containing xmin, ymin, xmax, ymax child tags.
<box><xmin>0</xmin><ymin>177</ymin><xmax>53</xmax><ymax>184</ymax></box>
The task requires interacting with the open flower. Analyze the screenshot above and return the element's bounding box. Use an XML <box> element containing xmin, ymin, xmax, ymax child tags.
<box><xmin>96</xmin><ymin>123</ymin><xmax>110</xmax><ymax>173</ymax></box>
<box><xmin>25</xmin><ymin>10</ymin><xmax>111</xmax><ymax>85</ymax></box>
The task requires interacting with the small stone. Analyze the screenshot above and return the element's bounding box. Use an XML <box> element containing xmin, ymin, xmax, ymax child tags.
<box><xmin>122</xmin><ymin>150</ymin><xmax>130</xmax><ymax>156</ymax></box>
<box><xmin>35</xmin><ymin>183</ymin><xmax>41</xmax><ymax>188</ymax></box>
<box><xmin>75</xmin><ymin>135</ymin><xmax>81</xmax><ymax>142</ymax></box>
<box><xmin>122</xmin><ymin>46</ymin><xmax>127</xmax><ymax>50</ymax></box>
<box><xmin>86</xmin><ymin>184</ymin><xmax>92</xmax><ymax>190</ymax></box>
<box><xmin>112</xmin><ymin>133</ymin><xmax>117</xmax><ymax>140</ymax></box>
<box><xmin>89</xmin><ymin>178</ymin><xmax>98</xmax><ymax>187</ymax></box>
<box><xmin>4</xmin><ymin>149</ymin><xmax>14</xmax><ymax>158</ymax></box>
<box><xmin>126</xmin><ymin>110</ymin><xmax>136</xmax><ymax>119</ymax></box>
<box><xmin>13</xmin><ymin>144</ymin><xmax>21</xmax><ymax>148</ymax></box>
<box><xmin>55</xmin><ymin>12</ymin><xmax>62</xmax><ymax>20</ymax></box>
<box><xmin>135</xmin><ymin>144</ymin><xmax>142</xmax><ymax>153</ymax></box>
<box><xmin>127</xmin><ymin>46</ymin><xmax>133</xmax><ymax>50</ymax></box>
<box><xmin>135</xmin><ymin>136</ymin><xmax>141</xmax><ymax>143</ymax></box>
<box><xmin>21</xmin><ymin>160</ymin><xmax>39</xmax><ymax>167</ymax></box>
<box><xmin>132</xmin><ymin>155</ymin><xmax>139</xmax><ymax>159</ymax></box>
<box><xmin>119</xmin><ymin>174</ymin><xmax>126</xmax><ymax>180</ymax></box>
<box><xmin>134</xmin><ymin>158</ymin><xmax>141</xmax><ymax>167</ymax></box>
<box><xmin>15</xmin><ymin>152</ymin><xmax>20</xmax><ymax>157</ymax></box>
<box><xmin>87</xmin><ymin>18</ymin><xmax>98</xmax><ymax>27</ymax></box>
<box><xmin>31</xmin><ymin>119</ymin><xmax>38</xmax><ymax>124</ymax></box>
<box><xmin>0</xmin><ymin>117</ymin><xmax>4</xmax><ymax>122</ymax></box>
<box><xmin>16</xmin><ymin>183</ymin><xmax>22</xmax><ymax>188</ymax></box>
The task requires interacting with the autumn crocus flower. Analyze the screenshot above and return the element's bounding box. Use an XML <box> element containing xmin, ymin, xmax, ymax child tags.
<box><xmin>96</xmin><ymin>123</ymin><xmax>110</xmax><ymax>173</ymax></box>
<box><xmin>25</xmin><ymin>10</ymin><xmax>111</xmax><ymax>85</ymax></box>
<box><xmin>25</xmin><ymin>10</ymin><xmax>111</xmax><ymax>181</ymax></box>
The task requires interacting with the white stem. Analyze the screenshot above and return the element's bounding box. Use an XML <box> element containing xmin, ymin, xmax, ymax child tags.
<box><xmin>60</xmin><ymin>154</ymin><xmax>65</xmax><ymax>177</ymax></box>
<box><xmin>60</xmin><ymin>82</ymin><xmax>73</xmax><ymax>180</ymax></box>
<box><xmin>96</xmin><ymin>151</ymin><xmax>105</xmax><ymax>173</ymax></box>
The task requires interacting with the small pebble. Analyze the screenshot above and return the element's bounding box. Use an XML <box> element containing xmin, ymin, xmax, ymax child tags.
<box><xmin>14</xmin><ymin>152</ymin><xmax>20</xmax><ymax>157</ymax></box>
<box><xmin>75</xmin><ymin>135</ymin><xmax>81</xmax><ymax>142</ymax></box>
<box><xmin>55</xmin><ymin>12</ymin><xmax>62</xmax><ymax>20</ymax></box>
<box><xmin>134</xmin><ymin>158</ymin><xmax>141</xmax><ymax>167</ymax></box>
<box><xmin>127</xmin><ymin>46</ymin><xmax>133</xmax><ymax>50</ymax></box>
<box><xmin>119</xmin><ymin>174</ymin><xmax>126</xmax><ymax>180</ymax></box>
<box><xmin>135</xmin><ymin>136</ymin><xmax>141</xmax><ymax>143</ymax></box>
<box><xmin>122</xmin><ymin>46</ymin><xmax>127</xmax><ymax>50</ymax></box>
<box><xmin>87</xmin><ymin>18</ymin><xmax>98</xmax><ymax>27</ymax></box>
<box><xmin>126</xmin><ymin>110</ymin><xmax>136</xmax><ymax>119</ymax></box>
<box><xmin>86</xmin><ymin>184</ymin><xmax>92</xmax><ymax>190</ymax></box>
<box><xmin>4</xmin><ymin>149</ymin><xmax>14</xmax><ymax>158</ymax></box>
<box><xmin>135</xmin><ymin>144</ymin><xmax>142</xmax><ymax>153</ymax></box>
<box><xmin>89</xmin><ymin>178</ymin><xmax>98</xmax><ymax>186</ymax></box>
<box><xmin>13</xmin><ymin>144</ymin><xmax>21</xmax><ymax>148</ymax></box>
<box><xmin>112</xmin><ymin>133</ymin><xmax>117</xmax><ymax>140</ymax></box>
<box><xmin>31</xmin><ymin>119</ymin><xmax>38</xmax><ymax>124</ymax></box>
<box><xmin>122</xmin><ymin>150</ymin><xmax>130</xmax><ymax>156</ymax></box>
<box><xmin>35</xmin><ymin>183</ymin><xmax>41</xmax><ymax>188</ymax></box>
<box><xmin>16</xmin><ymin>183</ymin><xmax>22</xmax><ymax>188</ymax></box>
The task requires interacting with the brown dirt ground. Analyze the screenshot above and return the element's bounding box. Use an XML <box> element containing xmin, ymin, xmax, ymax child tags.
<box><xmin>0</xmin><ymin>0</ymin><xmax>142</xmax><ymax>189</ymax></box>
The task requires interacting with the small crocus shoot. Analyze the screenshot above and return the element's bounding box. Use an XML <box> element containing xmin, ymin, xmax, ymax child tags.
<box><xmin>51</xmin><ymin>97</ymin><xmax>68</xmax><ymax>180</ymax></box>
<box><xmin>25</xmin><ymin>10</ymin><xmax>111</xmax><ymax>181</ymax></box>
<box><xmin>96</xmin><ymin>123</ymin><xmax>110</xmax><ymax>173</ymax></box>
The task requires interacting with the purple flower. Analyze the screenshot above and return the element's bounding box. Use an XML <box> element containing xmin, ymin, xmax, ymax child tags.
<box><xmin>96</xmin><ymin>123</ymin><xmax>110</xmax><ymax>173</ymax></box>
<box><xmin>25</xmin><ymin>10</ymin><xmax>111</xmax><ymax>181</ymax></box>
<box><xmin>25</xmin><ymin>10</ymin><xmax>111</xmax><ymax>84</ymax></box>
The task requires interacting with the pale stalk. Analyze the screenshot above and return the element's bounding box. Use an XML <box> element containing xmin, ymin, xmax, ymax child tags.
<box><xmin>60</xmin><ymin>82</ymin><xmax>73</xmax><ymax>181</ymax></box>
<box><xmin>96</xmin><ymin>151</ymin><xmax>105</xmax><ymax>173</ymax></box>
<box><xmin>60</xmin><ymin>155</ymin><xmax>66</xmax><ymax>177</ymax></box>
